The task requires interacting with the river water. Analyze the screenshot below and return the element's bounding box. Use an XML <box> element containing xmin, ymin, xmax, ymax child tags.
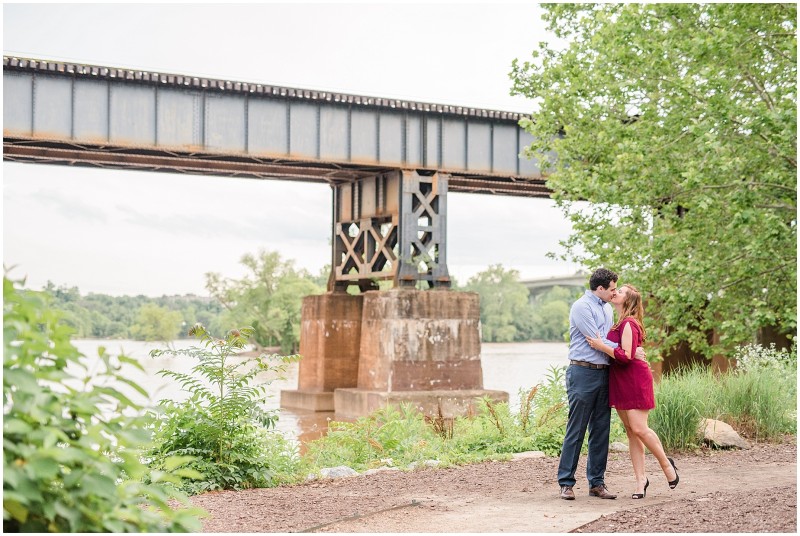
<box><xmin>71</xmin><ymin>339</ymin><xmax>568</xmax><ymax>445</ymax></box>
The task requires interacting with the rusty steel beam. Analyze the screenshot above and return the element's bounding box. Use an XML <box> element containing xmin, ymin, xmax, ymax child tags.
<box><xmin>4</xmin><ymin>55</ymin><xmax>553</xmax><ymax>196</ymax></box>
<box><xmin>3</xmin><ymin>137</ymin><xmax>552</xmax><ymax>197</ymax></box>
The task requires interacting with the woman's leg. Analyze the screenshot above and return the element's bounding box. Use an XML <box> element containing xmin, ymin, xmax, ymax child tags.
<box><xmin>617</xmin><ymin>409</ymin><xmax>647</xmax><ymax>493</ymax></box>
<box><xmin>626</xmin><ymin>408</ymin><xmax>678</xmax><ymax>482</ymax></box>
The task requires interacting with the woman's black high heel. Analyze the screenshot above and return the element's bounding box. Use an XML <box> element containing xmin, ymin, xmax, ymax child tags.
<box><xmin>667</xmin><ymin>457</ymin><xmax>679</xmax><ymax>489</ymax></box>
<box><xmin>632</xmin><ymin>478</ymin><xmax>649</xmax><ymax>499</ymax></box>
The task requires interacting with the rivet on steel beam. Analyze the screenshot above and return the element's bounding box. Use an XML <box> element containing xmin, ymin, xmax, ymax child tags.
<box><xmin>234</xmin><ymin>82</ymin><xmax>241</xmax><ymax>91</ymax></box>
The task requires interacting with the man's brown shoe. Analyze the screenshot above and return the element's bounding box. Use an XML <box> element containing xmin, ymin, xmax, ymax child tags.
<box><xmin>560</xmin><ymin>485</ymin><xmax>575</xmax><ymax>500</ymax></box>
<box><xmin>588</xmin><ymin>484</ymin><xmax>617</xmax><ymax>499</ymax></box>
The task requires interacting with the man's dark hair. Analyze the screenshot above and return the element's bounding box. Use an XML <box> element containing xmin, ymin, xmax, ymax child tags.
<box><xmin>589</xmin><ymin>268</ymin><xmax>618</xmax><ymax>291</ymax></box>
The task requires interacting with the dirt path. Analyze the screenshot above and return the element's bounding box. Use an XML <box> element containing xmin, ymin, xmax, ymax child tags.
<box><xmin>191</xmin><ymin>440</ymin><xmax>796</xmax><ymax>533</ymax></box>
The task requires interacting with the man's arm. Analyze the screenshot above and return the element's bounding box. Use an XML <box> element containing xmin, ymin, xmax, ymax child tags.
<box><xmin>571</xmin><ymin>300</ymin><xmax>618</xmax><ymax>349</ymax></box>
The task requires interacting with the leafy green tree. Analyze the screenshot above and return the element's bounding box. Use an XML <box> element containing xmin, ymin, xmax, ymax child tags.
<box><xmin>3</xmin><ymin>277</ymin><xmax>203</xmax><ymax>532</ymax></box>
<box><xmin>462</xmin><ymin>264</ymin><xmax>535</xmax><ymax>342</ymax></box>
<box><xmin>205</xmin><ymin>250</ymin><xmax>324</xmax><ymax>352</ymax></box>
<box><xmin>510</xmin><ymin>4</ymin><xmax>796</xmax><ymax>357</ymax></box>
<box><xmin>130</xmin><ymin>303</ymin><xmax>183</xmax><ymax>342</ymax></box>
<box><xmin>530</xmin><ymin>286</ymin><xmax>579</xmax><ymax>341</ymax></box>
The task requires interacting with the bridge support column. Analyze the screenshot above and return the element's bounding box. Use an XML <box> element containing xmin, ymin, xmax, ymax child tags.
<box><xmin>331</xmin><ymin>169</ymin><xmax>450</xmax><ymax>291</ymax></box>
<box><xmin>280</xmin><ymin>293</ymin><xmax>363</xmax><ymax>411</ymax></box>
<box><xmin>334</xmin><ymin>289</ymin><xmax>507</xmax><ymax>419</ymax></box>
<box><xmin>282</xmin><ymin>169</ymin><xmax>506</xmax><ymax>419</ymax></box>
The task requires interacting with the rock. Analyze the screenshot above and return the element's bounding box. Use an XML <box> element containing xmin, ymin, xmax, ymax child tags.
<box><xmin>363</xmin><ymin>467</ymin><xmax>400</xmax><ymax>476</ymax></box>
<box><xmin>319</xmin><ymin>466</ymin><xmax>360</xmax><ymax>479</ymax></box>
<box><xmin>698</xmin><ymin>418</ymin><xmax>750</xmax><ymax>449</ymax></box>
<box><xmin>408</xmin><ymin>460</ymin><xmax>440</xmax><ymax>470</ymax></box>
<box><xmin>511</xmin><ymin>451</ymin><xmax>547</xmax><ymax>460</ymax></box>
<box><xmin>610</xmin><ymin>442</ymin><xmax>629</xmax><ymax>452</ymax></box>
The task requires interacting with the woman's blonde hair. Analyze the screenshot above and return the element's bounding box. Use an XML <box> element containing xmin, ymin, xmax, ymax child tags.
<box><xmin>615</xmin><ymin>284</ymin><xmax>646</xmax><ymax>341</ymax></box>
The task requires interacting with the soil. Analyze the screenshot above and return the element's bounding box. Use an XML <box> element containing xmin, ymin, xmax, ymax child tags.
<box><xmin>189</xmin><ymin>437</ymin><xmax>796</xmax><ymax>533</ymax></box>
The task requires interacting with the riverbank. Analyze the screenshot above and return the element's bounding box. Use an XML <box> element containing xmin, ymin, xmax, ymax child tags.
<box><xmin>189</xmin><ymin>437</ymin><xmax>796</xmax><ymax>533</ymax></box>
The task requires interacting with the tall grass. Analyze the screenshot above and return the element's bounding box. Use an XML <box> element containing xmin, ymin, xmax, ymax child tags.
<box><xmin>650</xmin><ymin>366</ymin><xmax>710</xmax><ymax>450</ymax></box>
<box><xmin>300</xmin><ymin>348</ymin><xmax>796</xmax><ymax>478</ymax></box>
<box><xmin>652</xmin><ymin>352</ymin><xmax>797</xmax><ymax>450</ymax></box>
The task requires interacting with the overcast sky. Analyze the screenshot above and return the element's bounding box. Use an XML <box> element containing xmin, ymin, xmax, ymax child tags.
<box><xmin>3</xmin><ymin>2</ymin><xmax>579</xmax><ymax>297</ymax></box>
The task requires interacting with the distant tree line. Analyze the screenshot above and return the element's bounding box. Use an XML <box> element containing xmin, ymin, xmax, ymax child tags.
<box><xmin>42</xmin><ymin>281</ymin><xmax>226</xmax><ymax>341</ymax></box>
<box><xmin>458</xmin><ymin>264</ymin><xmax>581</xmax><ymax>343</ymax></box>
<box><xmin>42</xmin><ymin>256</ymin><xmax>572</xmax><ymax>346</ymax></box>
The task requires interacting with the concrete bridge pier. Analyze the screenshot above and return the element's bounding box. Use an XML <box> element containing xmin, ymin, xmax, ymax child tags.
<box><xmin>335</xmin><ymin>288</ymin><xmax>507</xmax><ymax>419</ymax></box>
<box><xmin>281</xmin><ymin>289</ymin><xmax>507</xmax><ymax>419</ymax></box>
<box><xmin>280</xmin><ymin>293</ymin><xmax>363</xmax><ymax>411</ymax></box>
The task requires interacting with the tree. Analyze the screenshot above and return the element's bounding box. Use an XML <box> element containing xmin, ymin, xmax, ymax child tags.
<box><xmin>205</xmin><ymin>250</ymin><xmax>324</xmax><ymax>352</ymax></box>
<box><xmin>510</xmin><ymin>4</ymin><xmax>796</xmax><ymax>357</ymax></box>
<box><xmin>462</xmin><ymin>264</ymin><xmax>535</xmax><ymax>343</ymax></box>
<box><xmin>530</xmin><ymin>286</ymin><xmax>580</xmax><ymax>341</ymax></box>
<box><xmin>130</xmin><ymin>303</ymin><xmax>183</xmax><ymax>342</ymax></box>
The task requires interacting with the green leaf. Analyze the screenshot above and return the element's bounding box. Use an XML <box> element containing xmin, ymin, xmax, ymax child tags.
<box><xmin>3</xmin><ymin>498</ymin><xmax>28</xmax><ymax>523</ymax></box>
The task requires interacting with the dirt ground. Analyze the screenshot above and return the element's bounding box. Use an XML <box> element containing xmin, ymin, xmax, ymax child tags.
<box><xmin>189</xmin><ymin>438</ymin><xmax>796</xmax><ymax>533</ymax></box>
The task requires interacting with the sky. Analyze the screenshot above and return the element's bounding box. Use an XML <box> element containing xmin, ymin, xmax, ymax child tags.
<box><xmin>3</xmin><ymin>2</ymin><xmax>579</xmax><ymax>297</ymax></box>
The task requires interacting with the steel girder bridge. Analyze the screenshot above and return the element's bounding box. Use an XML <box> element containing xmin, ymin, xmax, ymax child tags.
<box><xmin>3</xmin><ymin>56</ymin><xmax>552</xmax><ymax>291</ymax></box>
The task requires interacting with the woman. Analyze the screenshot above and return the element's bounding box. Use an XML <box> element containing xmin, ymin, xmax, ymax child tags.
<box><xmin>587</xmin><ymin>284</ymin><xmax>679</xmax><ymax>499</ymax></box>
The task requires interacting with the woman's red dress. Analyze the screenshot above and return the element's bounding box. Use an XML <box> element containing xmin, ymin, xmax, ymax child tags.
<box><xmin>607</xmin><ymin>317</ymin><xmax>655</xmax><ymax>410</ymax></box>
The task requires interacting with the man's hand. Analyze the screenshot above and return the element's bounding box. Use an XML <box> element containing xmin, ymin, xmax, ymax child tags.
<box><xmin>635</xmin><ymin>346</ymin><xmax>647</xmax><ymax>362</ymax></box>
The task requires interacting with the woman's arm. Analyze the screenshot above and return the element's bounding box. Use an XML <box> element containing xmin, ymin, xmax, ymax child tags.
<box><xmin>616</xmin><ymin>322</ymin><xmax>634</xmax><ymax>363</ymax></box>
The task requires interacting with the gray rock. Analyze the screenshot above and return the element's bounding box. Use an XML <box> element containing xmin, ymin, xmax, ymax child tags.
<box><xmin>610</xmin><ymin>442</ymin><xmax>629</xmax><ymax>452</ymax></box>
<box><xmin>511</xmin><ymin>451</ymin><xmax>547</xmax><ymax>460</ymax></box>
<box><xmin>362</xmin><ymin>467</ymin><xmax>400</xmax><ymax>476</ymax></box>
<box><xmin>698</xmin><ymin>418</ymin><xmax>750</xmax><ymax>449</ymax></box>
<box><xmin>319</xmin><ymin>465</ymin><xmax>360</xmax><ymax>479</ymax></box>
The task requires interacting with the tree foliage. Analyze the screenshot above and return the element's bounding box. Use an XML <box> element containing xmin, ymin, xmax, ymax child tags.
<box><xmin>130</xmin><ymin>303</ymin><xmax>183</xmax><ymax>342</ymax></box>
<box><xmin>43</xmin><ymin>281</ymin><xmax>225</xmax><ymax>340</ymax></box>
<box><xmin>510</xmin><ymin>4</ymin><xmax>796</xmax><ymax>357</ymax></box>
<box><xmin>205</xmin><ymin>250</ymin><xmax>324</xmax><ymax>352</ymax></box>
<box><xmin>3</xmin><ymin>277</ymin><xmax>203</xmax><ymax>532</ymax></box>
<box><xmin>462</xmin><ymin>265</ymin><xmax>535</xmax><ymax>342</ymax></box>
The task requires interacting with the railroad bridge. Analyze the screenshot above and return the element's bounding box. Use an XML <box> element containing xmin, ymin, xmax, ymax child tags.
<box><xmin>4</xmin><ymin>56</ymin><xmax>555</xmax><ymax>417</ymax></box>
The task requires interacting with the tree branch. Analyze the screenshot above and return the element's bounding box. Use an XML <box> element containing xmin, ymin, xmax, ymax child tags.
<box><xmin>721</xmin><ymin>261</ymin><xmax>796</xmax><ymax>291</ymax></box>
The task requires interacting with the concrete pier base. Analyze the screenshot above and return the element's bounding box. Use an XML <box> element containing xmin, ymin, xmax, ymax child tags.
<box><xmin>334</xmin><ymin>388</ymin><xmax>508</xmax><ymax>420</ymax></box>
<box><xmin>280</xmin><ymin>390</ymin><xmax>334</xmax><ymax>412</ymax></box>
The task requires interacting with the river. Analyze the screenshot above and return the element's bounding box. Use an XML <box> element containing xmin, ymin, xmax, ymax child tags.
<box><xmin>71</xmin><ymin>339</ymin><xmax>569</xmax><ymax>445</ymax></box>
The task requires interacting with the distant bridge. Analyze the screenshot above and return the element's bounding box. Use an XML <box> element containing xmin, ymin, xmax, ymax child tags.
<box><xmin>521</xmin><ymin>273</ymin><xmax>588</xmax><ymax>299</ymax></box>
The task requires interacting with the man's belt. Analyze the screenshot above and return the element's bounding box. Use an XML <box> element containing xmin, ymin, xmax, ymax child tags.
<box><xmin>570</xmin><ymin>360</ymin><xmax>608</xmax><ymax>369</ymax></box>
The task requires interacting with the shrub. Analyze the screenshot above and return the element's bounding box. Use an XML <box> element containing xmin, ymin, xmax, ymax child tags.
<box><xmin>3</xmin><ymin>276</ymin><xmax>203</xmax><ymax>532</ymax></box>
<box><xmin>147</xmin><ymin>325</ymin><xmax>301</xmax><ymax>493</ymax></box>
<box><xmin>303</xmin><ymin>404</ymin><xmax>444</xmax><ymax>473</ymax></box>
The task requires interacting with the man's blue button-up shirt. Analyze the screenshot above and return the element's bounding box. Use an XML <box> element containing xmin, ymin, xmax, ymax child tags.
<box><xmin>568</xmin><ymin>289</ymin><xmax>618</xmax><ymax>365</ymax></box>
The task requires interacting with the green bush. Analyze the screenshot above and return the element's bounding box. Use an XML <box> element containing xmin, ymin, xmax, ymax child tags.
<box><xmin>3</xmin><ymin>276</ymin><xmax>203</xmax><ymax>532</ymax></box>
<box><xmin>147</xmin><ymin>325</ymin><xmax>301</xmax><ymax>494</ymax></box>
<box><xmin>303</xmin><ymin>404</ymin><xmax>444</xmax><ymax>473</ymax></box>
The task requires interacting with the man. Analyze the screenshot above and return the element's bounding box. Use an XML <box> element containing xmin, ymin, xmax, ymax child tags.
<box><xmin>557</xmin><ymin>268</ymin><xmax>644</xmax><ymax>501</ymax></box>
